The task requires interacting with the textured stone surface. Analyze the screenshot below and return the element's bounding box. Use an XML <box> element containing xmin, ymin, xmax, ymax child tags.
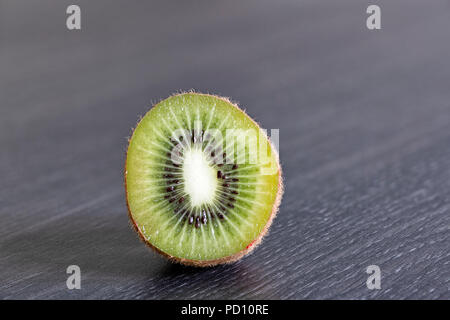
<box><xmin>1</xmin><ymin>0</ymin><xmax>449</xmax><ymax>299</ymax></box>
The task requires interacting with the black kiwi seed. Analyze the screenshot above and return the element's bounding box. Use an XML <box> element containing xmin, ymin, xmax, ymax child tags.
<box><xmin>188</xmin><ymin>216</ymin><xmax>194</xmax><ymax>224</ymax></box>
<box><xmin>231</xmin><ymin>190</ymin><xmax>239</xmax><ymax>195</ymax></box>
<box><xmin>169</xmin><ymin>198</ymin><xmax>175</xmax><ymax>203</ymax></box>
<box><xmin>166</xmin><ymin>186</ymin><xmax>174</xmax><ymax>192</ymax></box>
<box><xmin>232</xmin><ymin>178</ymin><xmax>239</xmax><ymax>182</ymax></box>
<box><xmin>227</xmin><ymin>203</ymin><xmax>235</xmax><ymax>208</ymax></box>
<box><xmin>201</xmin><ymin>215</ymin><xmax>207</xmax><ymax>224</ymax></box>
<box><xmin>222</xmin><ymin>175</ymin><xmax>227</xmax><ymax>180</ymax></box>
<box><xmin>218</xmin><ymin>213</ymin><xmax>224</xmax><ymax>220</ymax></box>
<box><xmin>232</xmin><ymin>164</ymin><xmax>238</xmax><ymax>170</ymax></box>
<box><xmin>163</xmin><ymin>174</ymin><xmax>174</xmax><ymax>178</ymax></box>
<box><xmin>217</xmin><ymin>171</ymin><xmax>222</xmax><ymax>179</ymax></box>
<box><xmin>192</xmin><ymin>129</ymin><xmax>202</xmax><ymax>144</ymax></box>
<box><xmin>223</xmin><ymin>183</ymin><xmax>230</xmax><ymax>188</ymax></box>
<box><xmin>229</xmin><ymin>197</ymin><xmax>236</xmax><ymax>202</ymax></box>
<box><xmin>178</xmin><ymin>197</ymin><xmax>184</xmax><ymax>204</ymax></box>
<box><xmin>195</xmin><ymin>217</ymin><xmax>200</xmax><ymax>228</ymax></box>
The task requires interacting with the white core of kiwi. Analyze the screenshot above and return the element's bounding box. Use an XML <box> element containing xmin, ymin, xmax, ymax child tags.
<box><xmin>182</xmin><ymin>146</ymin><xmax>217</xmax><ymax>207</ymax></box>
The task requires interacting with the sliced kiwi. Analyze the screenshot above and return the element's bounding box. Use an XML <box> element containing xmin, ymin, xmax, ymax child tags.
<box><xmin>125</xmin><ymin>92</ymin><xmax>283</xmax><ymax>266</ymax></box>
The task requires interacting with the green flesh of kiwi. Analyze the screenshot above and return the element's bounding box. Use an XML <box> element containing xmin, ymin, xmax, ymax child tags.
<box><xmin>125</xmin><ymin>93</ymin><xmax>283</xmax><ymax>266</ymax></box>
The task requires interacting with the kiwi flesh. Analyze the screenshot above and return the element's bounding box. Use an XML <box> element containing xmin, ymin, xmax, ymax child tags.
<box><xmin>125</xmin><ymin>92</ymin><xmax>283</xmax><ymax>266</ymax></box>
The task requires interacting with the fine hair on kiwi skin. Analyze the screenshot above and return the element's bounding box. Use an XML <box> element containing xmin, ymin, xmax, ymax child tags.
<box><xmin>124</xmin><ymin>92</ymin><xmax>284</xmax><ymax>267</ymax></box>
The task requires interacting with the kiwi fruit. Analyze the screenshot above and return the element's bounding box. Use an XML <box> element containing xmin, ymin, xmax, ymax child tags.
<box><xmin>125</xmin><ymin>92</ymin><xmax>283</xmax><ymax>266</ymax></box>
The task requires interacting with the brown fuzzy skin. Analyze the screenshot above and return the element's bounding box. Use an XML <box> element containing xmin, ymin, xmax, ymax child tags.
<box><xmin>124</xmin><ymin>92</ymin><xmax>284</xmax><ymax>267</ymax></box>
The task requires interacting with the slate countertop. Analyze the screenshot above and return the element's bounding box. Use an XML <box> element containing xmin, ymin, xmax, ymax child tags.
<box><xmin>1</xmin><ymin>0</ymin><xmax>449</xmax><ymax>299</ymax></box>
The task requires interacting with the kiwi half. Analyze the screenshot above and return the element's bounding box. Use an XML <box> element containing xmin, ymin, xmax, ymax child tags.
<box><xmin>125</xmin><ymin>92</ymin><xmax>283</xmax><ymax>266</ymax></box>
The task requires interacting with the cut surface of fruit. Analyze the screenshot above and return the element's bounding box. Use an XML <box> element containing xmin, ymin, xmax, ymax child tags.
<box><xmin>125</xmin><ymin>93</ymin><xmax>283</xmax><ymax>266</ymax></box>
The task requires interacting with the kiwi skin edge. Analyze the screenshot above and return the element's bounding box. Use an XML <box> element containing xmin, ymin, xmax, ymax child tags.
<box><xmin>124</xmin><ymin>92</ymin><xmax>284</xmax><ymax>267</ymax></box>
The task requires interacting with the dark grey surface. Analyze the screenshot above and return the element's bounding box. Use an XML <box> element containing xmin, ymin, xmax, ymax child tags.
<box><xmin>1</xmin><ymin>0</ymin><xmax>449</xmax><ymax>299</ymax></box>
